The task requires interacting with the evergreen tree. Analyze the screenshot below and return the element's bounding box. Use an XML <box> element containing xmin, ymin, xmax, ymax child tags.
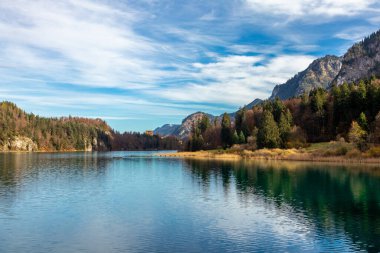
<box><xmin>278</xmin><ymin>110</ymin><xmax>292</xmax><ymax>146</ymax></box>
<box><xmin>221</xmin><ymin>113</ymin><xmax>232</xmax><ymax>149</ymax></box>
<box><xmin>358</xmin><ymin>112</ymin><xmax>368</xmax><ymax>131</ymax></box>
<box><xmin>272</xmin><ymin>97</ymin><xmax>285</xmax><ymax>122</ymax></box>
<box><xmin>232</xmin><ymin>130</ymin><xmax>239</xmax><ymax>145</ymax></box>
<box><xmin>199</xmin><ymin>116</ymin><xmax>211</xmax><ymax>134</ymax></box>
<box><xmin>235</xmin><ymin>107</ymin><xmax>245</xmax><ymax>134</ymax></box>
<box><xmin>257</xmin><ymin>110</ymin><xmax>281</xmax><ymax>148</ymax></box>
<box><xmin>238</xmin><ymin>131</ymin><xmax>246</xmax><ymax>144</ymax></box>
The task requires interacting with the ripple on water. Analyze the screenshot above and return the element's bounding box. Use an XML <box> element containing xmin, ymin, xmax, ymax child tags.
<box><xmin>0</xmin><ymin>152</ymin><xmax>379</xmax><ymax>252</ymax></box>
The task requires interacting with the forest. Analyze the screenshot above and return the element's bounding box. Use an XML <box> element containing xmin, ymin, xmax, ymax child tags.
<box><xmin>186</xmin><ymin>76</ymin><xmax>380</xmax><ymax>153</ymax></box>
<box><xmin>0</xmin><ymin>102</ymin><xmax>180</xmax><ymax>151</ymax></box>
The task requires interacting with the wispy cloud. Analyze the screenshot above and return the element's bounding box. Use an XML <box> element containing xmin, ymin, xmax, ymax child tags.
<box><xmin>244</xmin><ymin>0</ymin><xmax>379</xmax><ymax>19</ymax></box>
<box><xmin>0</xmin><ymin>0</ymin><xmax>166</xmax><ymax>89</ymax></box>
<box><xmin>152</xmin><ymin>54</ymin><xmax>314</xmax><ymax>106</ymax></box>
<box><xmin>0</xmin><ymin>0</ymin><xmax>378</xmax><ymax>131</ymax></box>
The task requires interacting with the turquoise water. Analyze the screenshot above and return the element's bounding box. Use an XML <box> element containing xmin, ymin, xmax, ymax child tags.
<box><xmin>0</xmin><ymin>152</ymin><xmax>379</xmax><ymax>252</ymax></box>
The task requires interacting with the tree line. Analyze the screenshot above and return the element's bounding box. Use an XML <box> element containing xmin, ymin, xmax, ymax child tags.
<box><xmin>186</xmin><ymin>76</ymin><xmax>380</xmax><ymax>151</ymax></box>
<box><xmin>0</xmin><ymin>102</ymin><xmax>181</xmax><ymax>151</ymax></box>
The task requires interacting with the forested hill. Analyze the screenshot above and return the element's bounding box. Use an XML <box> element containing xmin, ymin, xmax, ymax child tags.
<box><xmin>0</xmin><ymin>101</ymin><xmax>113</xmax><ymax>151</ymax></box>
<box><xmin>0</xmin><ymin>101</ymin><xmax>180</xmax><ymax>152</ymax></box>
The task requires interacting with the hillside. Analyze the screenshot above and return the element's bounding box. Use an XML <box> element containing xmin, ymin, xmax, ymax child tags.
<box><xmin>153</xmin><ymin>124</ymin><xmax>180</xmax><ymax>137</ymax></box>
<box><xmin>270</xmin><ymin>55</ymin><xmax>342</xmax><ymax>100</ymax></box>
<box><xmin>0</xmin><ymin>102</ymin><xmax>112</xmax><ymax>151</ymax></box>
<box><xmin>333</xmin><ymin>30</ymin><xmax>380</xmax><ymax>85</ymax></box>
<box><xmin>154</xmin><ymin>112</ymin><xmax>215</xmax><ymax>139</ymax></box>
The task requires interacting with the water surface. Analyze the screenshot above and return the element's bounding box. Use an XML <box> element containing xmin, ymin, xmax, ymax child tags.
<box><xmin>0</xmin><ymin>152</ymin><xmax>379</xmax><ymax>252</ymax></box>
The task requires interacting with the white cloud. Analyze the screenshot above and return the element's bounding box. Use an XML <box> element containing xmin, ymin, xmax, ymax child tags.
<box><xmin>0</xmin><ymin>0</ymin><xmax>168</xmax><ymax>89</ymax></box>
<box><xmin>153</xmin><ymin>54</ymin><xmax>315</xmax><ymax>106</ymax></box>
<box><xmin>335</xmin><ymin>26</ymin><xmax>378</xmax><ymax>42</ymax></box>
<box><xmin>244</xmin><ymin>0</ymin><xmax>378</xmax><ymax>18</ymax></box>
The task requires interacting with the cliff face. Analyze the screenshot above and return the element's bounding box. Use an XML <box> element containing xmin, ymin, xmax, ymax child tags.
<box><xmin>333</xmin><ymin>30</ymin><xmax>380</xmax><ymax>85</ymax></box>
<box><xmin>270</xmin><ymin>55</ymin><xmax>342</xmax><ymax>100</ymax></box>
<box><xmin>0</xmin><ymin>136</ymin><xmax>38</xmax><ymax>152</ymax></box>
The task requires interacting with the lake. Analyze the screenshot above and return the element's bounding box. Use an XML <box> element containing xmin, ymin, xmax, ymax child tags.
<box><xmin>0</xmin><ymin>151</ymin><xmax>379</xmax><ymax>252</ymax></box>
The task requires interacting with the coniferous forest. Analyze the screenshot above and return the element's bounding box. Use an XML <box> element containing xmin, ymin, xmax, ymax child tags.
<box><xmin>186</xmin><ymin>77</ymin><xmax>380</xmax><ymax>155</ymax></box>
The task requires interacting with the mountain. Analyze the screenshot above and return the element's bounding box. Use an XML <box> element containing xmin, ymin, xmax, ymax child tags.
<box><xmin>154</xmin><ymin>29</ymin><xmax>380</xmax><ymax>140</ymax></box>
<box><xmin>333</xmin><ymin>30</ymin><xmax>380</xmax><ymax>85</ymax></box>
<box><xmin>244</xmin><ymin>98</ymin><xmax>263</xmax><ymax>109</ymax></box>
<box><xmin>227</xmin><ymin>98</ymin><xmax>263</xmax><ymax>119</ymax></box>
<box><xmin>269</xmin><ymin>55</ymin><xmax>342</xmax><ymax>100</ymax></box>
<box><xmin>153</xmin><ymin>124</ymin><xmax>180</xmax><ymax>137</ymax></box>
<box><xmin>154</xmin><ymin>112</ymin><xmax>215</xmax><ymax>139</ymax></box>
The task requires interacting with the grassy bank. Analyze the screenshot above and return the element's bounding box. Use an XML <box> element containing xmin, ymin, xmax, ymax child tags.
<box><xmin>159</xmin><ymin>142</ymin><xmax>380</xmax><ymax>164</ymax></box>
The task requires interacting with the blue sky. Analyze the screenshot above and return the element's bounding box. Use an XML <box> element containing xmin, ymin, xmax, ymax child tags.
<box><xmin>0</xmin><ymin>0</ymin><xmax>379</xmax><ymax>132</ymax></box>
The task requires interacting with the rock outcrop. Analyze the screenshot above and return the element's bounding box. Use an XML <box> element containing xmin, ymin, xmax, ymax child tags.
<box><xmin>270</xmin><ymin>55</ymin><xmax>342</xmax><ymax>100</ymax></box>
<box><xmin>333</xmin><ymin>30</ymin><xmax>380</xmax><ymax>86</ymax></box>
<box><xmin>1</xmin><ymin>136</ymin><xmax>38</xmax><ymax>152</ymax></box>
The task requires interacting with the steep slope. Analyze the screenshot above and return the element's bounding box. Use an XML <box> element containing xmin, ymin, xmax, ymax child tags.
<box><xmin>227</xmin><ymin>98</ymin><xmax>263</xmax><ymax>118</ymax></box>
<box><xmin>333</xmin><ymin>30</ymin><xmax>380</xmax><ymax>85</ymax></box>
<box><xmin>244</xmin><ymin>98</ymin><xmax>263</xmax><ymax>109</ymax></box>
<box><xmin>270</xmin><ymin>55</ymin><xmax>342</xmax><ymax>100</ymax></box>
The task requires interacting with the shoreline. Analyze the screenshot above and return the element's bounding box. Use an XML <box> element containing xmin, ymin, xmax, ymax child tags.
<box><xmin>158</xmin><ymin>150</ymin><xmax>380</xmax><ymax>164</ymax></box>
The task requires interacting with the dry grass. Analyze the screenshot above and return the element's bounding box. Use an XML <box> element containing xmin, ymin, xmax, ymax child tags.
<box><xmin>158</xmin><ymin>142</ymin><xmax>380</xmax><ymax>164</ymax></box>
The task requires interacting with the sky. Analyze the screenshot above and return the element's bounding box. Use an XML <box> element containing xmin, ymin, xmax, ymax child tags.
<box><xmin>0</xmin><ymin>0</ymin><xmax>379</xmax><ymax>132</ymax></box>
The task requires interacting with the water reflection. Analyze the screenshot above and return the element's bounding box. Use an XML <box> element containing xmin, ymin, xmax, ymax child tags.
<box><xmin>0</xmin><ymin>153</ymin><xmax>379</xmax><ymax>252</ymax></box>
<box><xmin>184</xmin><ymin>159</ymin><xmax>380</xmax><ymax>252</ymax></box>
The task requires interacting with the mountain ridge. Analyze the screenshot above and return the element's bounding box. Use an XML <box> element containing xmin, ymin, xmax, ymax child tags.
<box><xmin>154</xmin><ymin>29</ymin><xmax>380</xmax><ymax>139</ymax></box>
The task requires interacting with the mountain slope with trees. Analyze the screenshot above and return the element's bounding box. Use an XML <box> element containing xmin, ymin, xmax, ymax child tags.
<box><xmin>0</xmin><ymin>101</ymin><xmax>180</xmax><ymax>152</ymax></box>
<box><xmin>0</xmin><ymin>101</ymin><xmax>113</xmax><ymax>151</ymax></box>
<box><xmin>186</xmin><ymin>77</ymin><xmax>380</xmax><ymax>154</ymax></box>
<box><xmin>156</xmin><ymin>29</ymin><xmax>380</xmax><ymax>141</ymax></box>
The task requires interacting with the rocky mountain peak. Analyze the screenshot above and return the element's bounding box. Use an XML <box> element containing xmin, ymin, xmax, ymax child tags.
<box><xmin>333</xmin><ymin>30</ymin><xmax>380</xmax><ymax>85</ymax></box>
<box><xmin>270</xmin><ymin>55</ymin><xmax>342</xmax><ymax>100</ymax></box>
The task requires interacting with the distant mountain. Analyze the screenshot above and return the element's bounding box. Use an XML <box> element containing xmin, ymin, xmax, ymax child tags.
<box><xmin>153</xmin><ymin>124</ymin><xmax>180</xmax><ymax>137</ymax></box>
<box><xmin>270</xmin><ymin>55</ymin><xmax>342</xmax><ymax>100</ymax></box>
<box><xmin>333</xmin><ymin>30</ymin><xmax>380</xmax><ymax>85</ymax></box>
<box><xmin>227</xmin><ymin>98</ymin><xmax>263</xmax><ymax>118</ymax></box>
<box><xmin>154</xmin><ymin>112</ymin><xmax>215</xmax><ymax>139</ymax></box>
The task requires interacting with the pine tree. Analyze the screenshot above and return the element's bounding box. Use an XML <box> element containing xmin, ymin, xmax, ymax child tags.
<box><xmin>199</xmin><ymin>116</ymin><xmax>211</xmax><ymax>134</ymax></box>
<box><xmin>221</xmin><ymin>113</ymin><xmax>232</xmax><ymax>149</ymax></box>
<box><xmin>238</xmin><ymin>131</ymin><xmax>246</xmax><ymax>144</ymax></box>
<box><xmin>358</xmin><ymin>112</ymin><xmax>368</xmax><ymax>131</ymax></box>
<box><xmin>257</xmin><ymin>110</ymin><xmax>281</xmax><ymax>148</ymax></box>
<box><xmin>232</xmin><ymin>130</ymin><xmax>239</xmax><ymax>144</ymax></box>
<box><xmin>278</xmin><ymin>111</ymin><xmax>292</xmax><ymax>145</ymax></box>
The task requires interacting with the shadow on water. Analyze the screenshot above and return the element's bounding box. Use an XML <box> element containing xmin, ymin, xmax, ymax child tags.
<box><xmin>184</xmin><ymin>159</ymin><xmax>380</xmax><ymax>252</ymax></box>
